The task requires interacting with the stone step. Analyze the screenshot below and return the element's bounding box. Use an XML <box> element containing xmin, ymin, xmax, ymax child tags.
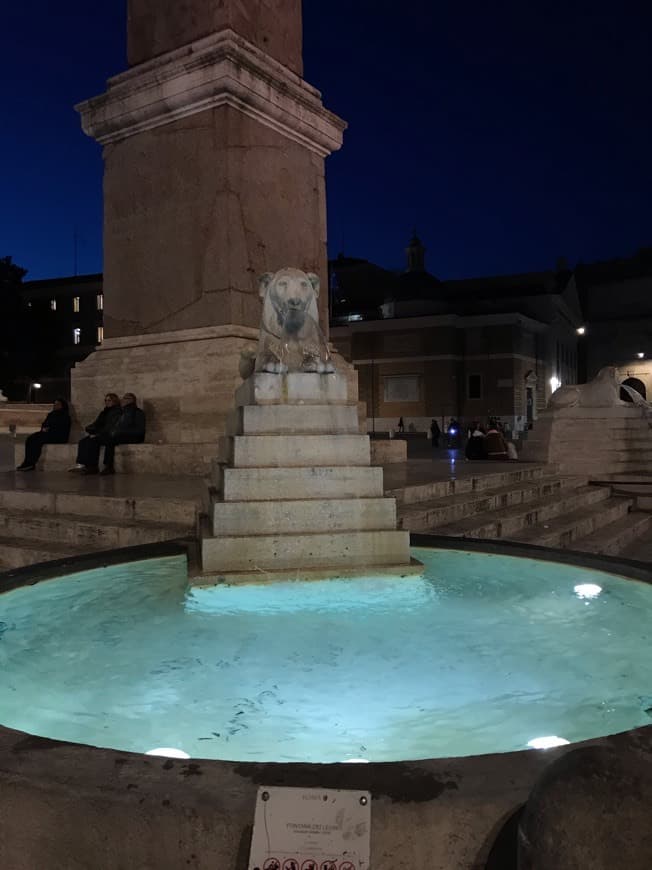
<box><xmin>232</xmin><ymin>434</ymin><xmax>370</xmax><ymax>468</ymax></box>
<box><xmin>236</xmin><ymin>404</ymin><xmax>360</xmax><ymax>435</ymax></box>
<box><xmin>0</xmin><ymin>536</ymin><xmax>89</xmax><ymax>570</ymax></box>
<box><xmin>431</xmin><ymin>485</ymin><xmax>611</xmax><ymax>540</ymax></box>
<box><xmin>15</xmin><ymin>442</ymin><xmax>214</xmax><ymax>475</ymax></box>
<box><xmin>571</xmin><ymin>511</ymin><xmax>652</xmax><ymax>556</ymax></box>
<box><xmin>0</xmin><ymin>488</ymin><xmax>197</xmax><ymax>529</ymax></box>
<box><xmin>508</xmin><ymin>497</ymin><xmax>632</xmax><ymax>549</ymax></box>
<box><xmin>386</xmin><ymin>464</ymin><xmax>552</xmax><ymax>506</ymax></box>
<box><xmin>218</xmin><ymin>465</ymin><xmax>385</xmax><ymax>501</ymax></box>
<box><xmin>211</xmin><ymin>497</ymin><xmax>396</xmax><ymax>536</ymax></box>
<box><xmin>201</xmin><ymin>528</ymin><xmax>411</xmax><ymax>573</ymax></box>
<box><xmin>398</xmin><ymin>475</ymin><xmax>581</xmax><ymax>532</ymax></box>
<box><xmin>0</xmin><ymin>509</ymin><xmax>189</xmax><ymax>551</ymax></box>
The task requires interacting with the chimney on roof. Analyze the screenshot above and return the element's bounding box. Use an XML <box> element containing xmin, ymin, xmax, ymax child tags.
<box><xmin>406</xmin><ymin>231</ymin><xmax>426</xmax><ymax>273</ymax></box>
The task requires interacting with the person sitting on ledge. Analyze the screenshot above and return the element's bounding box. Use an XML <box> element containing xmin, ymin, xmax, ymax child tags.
<box><xmin>465</xmin><ymin>424</ymin><xmax>487</xmax><ymax>460</ymax></box>
<box><xmin>70</xmin><ymin>392</ymin><xmax>122</xmax><ymax>472</ymax></box>
<box><xmin>16</xmin><ymin>397</ymin><xmax>71</xmax><ymax>471</ymax></box>
<box><xmin>485</xmin><ymin>420</ymin><xmax>509</xmax><ymax>460</ymax></box>
<box><xmin>80</xmin><ymin>392</ymin><xmax>146</xmax><ymax>476</ymax></box>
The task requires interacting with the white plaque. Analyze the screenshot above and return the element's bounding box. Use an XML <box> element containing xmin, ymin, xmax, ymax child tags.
<box><xmin>248</xmin><ymin>786</ymin><xmax>371</xmax><ymax>870</ymax></box>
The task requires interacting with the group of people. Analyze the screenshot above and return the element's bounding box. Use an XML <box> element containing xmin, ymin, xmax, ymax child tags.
<box><xmin>425</xmin><ymin>417</ymin><xmax>516</xmax><ymax>460</ymax></box>
<box><xmin>464</xmin><ymin>419</ymin><xmax>516</xmax><ymax>461</ymax></box>
<box><xmin>16</xmin><ymin>392</ymin><xmax>146</xmax><ymax>474</ymax></box>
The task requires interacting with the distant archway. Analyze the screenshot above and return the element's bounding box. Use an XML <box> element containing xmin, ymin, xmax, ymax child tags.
<box><xmin>620</xmin><ymin>377</ymin><xmax>646</xmax><ymax>402</ymax></box>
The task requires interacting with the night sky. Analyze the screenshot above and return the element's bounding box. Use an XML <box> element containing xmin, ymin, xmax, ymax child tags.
<box><xmin>2</xmin><ymin>0</ymin><xmax>651</xmax><ymax>282</ymax></box>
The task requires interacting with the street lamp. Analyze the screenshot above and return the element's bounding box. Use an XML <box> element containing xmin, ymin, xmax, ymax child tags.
<box><xmin>637</xmin><ymin>352</ymin><xmax>645</xmax><ymax>359</ymax></box>
<box><xmin>31</xmin><ymin>382</ymin><xmax>42</xmax><ymax>403</ymax></box>
<box><xmin>576</xmin><ymin>326</ymin><xmax>586</xmax><ymax>336</ymax></box>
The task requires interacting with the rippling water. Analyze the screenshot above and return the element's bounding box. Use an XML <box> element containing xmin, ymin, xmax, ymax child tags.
<box><xmin>0</xmin><ymin>549</ymin><xmax>651</xmax><ymax>762</ymax></box>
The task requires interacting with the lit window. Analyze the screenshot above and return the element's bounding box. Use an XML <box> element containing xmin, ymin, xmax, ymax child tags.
<box><xmin>50</xmin><ymin>299</ymin><xmax>57</xmax><ymax>311</ymax></box>
<box><xmin>97</xmin><ymin>293</ymin><xmax>104</xmax><ymax>311</ymax></box>
<box><xmin>73</xmin><ymin>296</ymin><xmax>80</xmax><ymax>313</ymax></box>
<box><xmin>73</xmin><ymin>327</ymin><xmax>81</xmax><ymax>345</ymax></box>
<box><xmin>97</xmin><ymin>326</ymin><xmax>104</xmax><ymax>343</ymax></box>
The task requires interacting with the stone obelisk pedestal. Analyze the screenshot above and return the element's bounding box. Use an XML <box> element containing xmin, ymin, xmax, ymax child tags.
<box><xmin>72</xmin><ymin>1</ymin><xmax>346</xmax><ymax>454</ymax></box>
<box><xmin>199</xmin><ymin>372</ymin><xmax>413</xmax><ymax>581</ymax></box>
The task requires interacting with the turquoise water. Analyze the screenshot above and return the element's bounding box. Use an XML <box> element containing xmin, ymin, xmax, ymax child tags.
<box><xmin>0</xmin><ymin>549</ymin><xmax>651</xmax><ymax>762</ymax></box>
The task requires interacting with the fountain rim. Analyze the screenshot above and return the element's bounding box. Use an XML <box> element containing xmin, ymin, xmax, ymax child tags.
<box><xmin>2</xmin><ymin>535</ymin><xmax>652</xmax><ymax>594</ymax></box>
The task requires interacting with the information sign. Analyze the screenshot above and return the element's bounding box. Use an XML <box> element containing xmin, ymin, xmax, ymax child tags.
<box><xmin>248</xmin><ymin>786</ymin><xmax>371</xmax><ymax>870</ymax></box>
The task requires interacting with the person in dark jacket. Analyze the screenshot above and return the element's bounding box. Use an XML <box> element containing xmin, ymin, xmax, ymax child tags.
<box><xmin>485</xmin><ymin>421</ymin><xmax>509</xmax><ymax>460</ymax></box>
<box><xmin>71</xmin><ymin>392</ymin><xmax>122</xmax><ymax>472</ymax></box>
<box><xmin>430</xmin><ymin>419</ymin><xmax>441</xmax><ymax>448</ymax></box>
<box><xmin>81</xmin><ymin>392</ymin><xmax>146</xmax><ymax>475</ymax></box>
<box><xmin>465</xmin><ymin>425</ymin><xmax>487</xmax><ymax>460</ymax></box>
<box><xmin>16</xmin><ymin>398</ymin><xmax>71</xmax><ymax>470</ymax></box>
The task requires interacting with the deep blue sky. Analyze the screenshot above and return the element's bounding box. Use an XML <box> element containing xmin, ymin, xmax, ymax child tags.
<box><xmin>2</xmin><ymin>0</ymin><xmax>651</xmax><ymax>281</ymax></box>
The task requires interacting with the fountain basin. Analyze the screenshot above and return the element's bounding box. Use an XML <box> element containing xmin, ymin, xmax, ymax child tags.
<box><xmin>0</xmin><ymin>537</ymin><xmax>652</xmax><ymax>870</ymax></box>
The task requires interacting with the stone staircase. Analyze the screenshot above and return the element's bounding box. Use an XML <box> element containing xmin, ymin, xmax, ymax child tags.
<box><xmin>395</xmin><ymin>465</ymin><xmax>652</xmax><ymax>556</ymax></box>
<box><xmin>200</xmin><ymin>372</ymin><xmax>411</xmax><ymax>580</ymax></box>
<box><xmin>0</xmin><ymin>483</ymin><xmax>198</xmax><ymax>570</ymax></box>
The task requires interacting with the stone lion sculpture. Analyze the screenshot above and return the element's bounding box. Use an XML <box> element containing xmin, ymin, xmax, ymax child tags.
<box><xmin>254</xmin><ymin>267</ymin><xmax>334</xmax><ymax>375</ymax></box>
<box><xmin>548</xmin><ymin>366</ymin><xmax>625</xmax><ymax>409</ymax></box>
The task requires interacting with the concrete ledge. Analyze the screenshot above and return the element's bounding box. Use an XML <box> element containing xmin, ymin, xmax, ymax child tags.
<box><xmin>15</xmin><ymin>443</ymin><xmax>214</xmax><ymax>476</ymax></box>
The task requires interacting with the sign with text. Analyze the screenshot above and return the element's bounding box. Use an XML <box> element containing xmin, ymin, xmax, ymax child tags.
<box><xmin>248</xmin><ymin>786</ymin><xmax>371</xmax><ymax>870</ymax></box>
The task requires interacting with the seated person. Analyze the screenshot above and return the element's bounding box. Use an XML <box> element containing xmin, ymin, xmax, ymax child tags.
<box><xmin>16</xmin><ymin>398</ymin><xmax>71</xmax><ymax>471</ymax></box>
<box><xmin>465</xmin><ymin>425</ymin><xmax>487</xmax><ymax>460</ymax></box>
<box><xmin>71</xmin><ymin>392</ymin><xmax>122</xmax><ymax>472</ymax></box>
<box><xmin>485</xmin><ymin>421</ymin><xmax>509</xmax><ymax>460</ymax></box>
<box><xmin>81</xmin><ymin>392</ymin><xmax>146</xmax><ymax>475</ymax></box>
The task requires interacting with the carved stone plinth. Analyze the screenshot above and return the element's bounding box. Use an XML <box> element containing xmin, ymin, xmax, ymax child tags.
<box><xmin>199</xmin><ymin>372</ymin><xmax>413</xmax><ymax>582</ymax></box>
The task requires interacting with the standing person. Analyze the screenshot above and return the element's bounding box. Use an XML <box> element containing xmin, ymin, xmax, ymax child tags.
<box><xmin>429</xmin><ymin>418</ymin><xmax>441</xmax><ymax>448</ymax></box>
<box><xmin>81</xmin><ymin>392</ymin><xmax>146</xmax><ymax>475</ymax></box>
<box><xmin>397</xmin><ymin>416</ymin><xmax>405</xmax><ymax>433</ymax></box>
<box><xmin>71</xmin><ymin>392</ymin><xmax>122</xmax><ymax>472</ymax></box>
<box><xmin>16</xmin><ymin>398</ymin><xmax>71</xmax><ymax>471</ymax></box>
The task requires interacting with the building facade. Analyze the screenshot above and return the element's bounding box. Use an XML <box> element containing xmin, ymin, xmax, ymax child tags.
<box><xmin>330</xmin><ymin>239</ymin><xmax>582</xmax><ymax>436</ymax></box>
<box><xmin>21</xmin><ymin>274</ymin><xmax>104</xmax><ymax>400</ymax></box>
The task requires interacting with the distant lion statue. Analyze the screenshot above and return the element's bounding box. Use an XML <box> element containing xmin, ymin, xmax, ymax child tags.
<box><xmin>548</xmin><ymin>366</ymin><xmax>625</xmax><ymax>408</ymax></box>
<box><xmin>254</xmin><ymin>267</ymin><xmax>335</xmax><ymax>375</ymax></box>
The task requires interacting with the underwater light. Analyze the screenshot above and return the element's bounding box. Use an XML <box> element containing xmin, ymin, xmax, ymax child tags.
<box><xmin>574</xmin><ymin>584</ymin><xmax>602</xmax><ymax>599</ymax></box>
<box><xmin>145</xmin><ymin>747</ymin><xmax>191</xmax><ymax>759</ymax></box>
<box><xmin>527</xmin><ymin>736</ymin><xmax>570</xmax><ymax>750</ymax></box>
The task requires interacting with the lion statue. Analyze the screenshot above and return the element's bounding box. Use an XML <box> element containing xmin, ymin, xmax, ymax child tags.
<box><xmin>548</xmin><ymin>366</ymin><xmax>625</xmax><ymax>409</ymax></box>
<box><xmin>254</xmin><ymin>267</ymin><xmax>335</xmax><ymax>375</ymax></box>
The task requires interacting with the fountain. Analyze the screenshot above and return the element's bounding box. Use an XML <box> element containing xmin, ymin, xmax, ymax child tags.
<box><xmin>3</xmin><ymin>4</ymin><xmax>651</xmax><ymax>866</ymax></box>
